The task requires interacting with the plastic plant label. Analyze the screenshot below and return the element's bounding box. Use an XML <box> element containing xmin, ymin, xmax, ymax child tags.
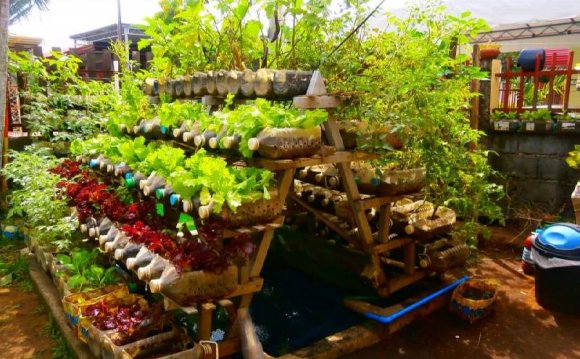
<box><xmin>525</xmin><ymin>122</ymin><xmax>535</xmax><ymax>131</ymax></box>
<box><xmin>494</xmin><ymin>121</ymin><xmax>509</xmax><ymax>131</ymax></box>
<box><xmin>561</xmin><ymin>122</ymin><xmax>575</xmax><ymax>131</ymax></box>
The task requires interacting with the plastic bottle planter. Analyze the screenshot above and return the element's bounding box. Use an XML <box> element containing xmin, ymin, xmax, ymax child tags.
<box><xmin>248</xmin><ymin>126</ymin><xmax>322</xmax><ymax>159</ymax></box>
<box><xmin>62</xmin><ymin>285</ymin><xmax>129</xmax><ymax>333</ymax></box>
<box><xmin>355</xmin><ymin>167</ymin><xmax>427</xmax><ymax>196</ymax></box>
<box><xmin>418</xmin><ymin>239</ymin><xmax>470</xmax><ymax>272</ymax></box>
<box><xmin>149</xmin><ymin>264</ymin><xmax>239</xmax><ymax>306</ymax></box>
<box><xmin>99</xmin><ymin>226</ymin><xmax>120</xmax><ymax>247</ymax></box>
<box><xmin>557</xmin><ymin>121</ymin><xmax>580</xmax><ymax>134</ymax></box>
<box><xmin>140</xmin><ymin>172</ymin><xmax>166</xmax><ymax>197</ymax></box>
<box><xmin>182</xmin><ymin>196</ymin><xmax>283</xmax><ymax>228</ymax></box>
<box><xmin>404</xmin><ymin>206</ymin><xmax>456</xmax><ymax>240</ymax></box>
<box><xmin>493</xmin><ymin>119</ymin><xmax>521</xmax><ymax>132</ymax></box>
<box><xmin>391</xmin><ymin>199</ymin><xmax>435</xmax><ymax>233</ymax></box>
<box><xmin>102</xmin><ymin>327</ymin><xmax>181</xmax><ymax>359</ymax></box>
<box><xmin>520</xmin><ymin>120</ymin><xmax>556</xmax><ymax>134</ymax></box>
<box><xmin>104</xmin><ymin>231</ymin><xmax>130</xmax><ymax>253</ymax></box>
<box><xmin>147</xmin><ymin>70</ymin><xmax>312</xmax><ymax>100</ymax></box>
<box><xmin>114</xmin><ymin>242</ymin><xmax>143</xmax><ymax>262</ymax></box>
<box><xmin>88</xmin><ymin>218</ymin><xmax>113</xmax><ymax>239</ymax></box>
<box><xmin>78</xmin><ymin>294</ymin><xmax>149</xmax><ymax>358</ymax></box>
<box><xmin>126</xmin><ymin>246</ymin><xmax>155</xmax><ymax>271</ymax></box>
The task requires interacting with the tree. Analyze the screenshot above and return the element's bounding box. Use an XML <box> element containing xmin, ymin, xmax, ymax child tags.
<box><xmin>10</xmin><ymin>0</ymin><xmax>49</xmax><ymax>24</ymax></box>
<box><xmin>1</xmin><ymin>0</ymin><xmax>50</xmax><ymax>192</ymax></box>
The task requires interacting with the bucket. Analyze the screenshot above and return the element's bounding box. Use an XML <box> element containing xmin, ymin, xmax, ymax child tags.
<box><xmin>532</xmin><ymin>223</ymin><xmax>580</xmax><ymax>313</ymax></box>
<box><xmin>517</xmin><ymin>48</ymin><xmax>545</xmax><ymax>71</ymax></box>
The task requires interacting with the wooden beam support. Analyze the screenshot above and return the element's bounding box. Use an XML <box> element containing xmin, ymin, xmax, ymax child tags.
<box><xmin>372</xmin><ymin>237</ymin><xmax>413</xmax><ymax>255</ymax></box>
<box><xmin>199</xmin><ymin>302</ymin><xmax>217</xmax><ymax>341</ymax></box>
<box><xmin>489</xmin><ymin>59</ymin><xmax>502</xmax><ymax>111</ymax></box>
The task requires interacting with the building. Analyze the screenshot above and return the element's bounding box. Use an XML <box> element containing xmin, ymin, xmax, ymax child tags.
<box><xmin>69</xmin><ymin>23</ymin><xmax>152</xmax><ymax>81</ymax></box>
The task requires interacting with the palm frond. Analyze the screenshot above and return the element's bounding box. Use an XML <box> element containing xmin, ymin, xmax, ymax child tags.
<box><xmin>9</xmin><ymin>0</ymin><xmax>50</xmax><ymax>25</ymax></box>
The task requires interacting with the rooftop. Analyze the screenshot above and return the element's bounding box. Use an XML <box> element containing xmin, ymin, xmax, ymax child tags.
<box><xmin>70</xmin><ymin>23</ymin><xmax>148</xmax><ymax>43</ymax></box>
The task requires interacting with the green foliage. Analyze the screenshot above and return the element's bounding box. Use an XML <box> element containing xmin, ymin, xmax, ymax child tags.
<box><xmin>138</xmin><ymin>0</ymin><xmax>371</xmax><ymax>76</ymax></box>
<box><xmin>9</xmin><ymin>50</ymin><xmax>115</xmax><ymax>142</ymax></box>
<box><xmin>106</xmin><ymin>43</ymin><xmax>153</xmax><ymax>135</ymax></box>
<box><xmin>43</xmin><ymin>314</ymin><xmax>75</xmax><ymax>359</ymax></box>
<box><xmin>138</xmin><ymin>144</ymin><xmax>185</xmax><ymax>178</ymax></box>
<box><xmin>327</xmin><ymin>2</ymin><xmax>503</xmax><ymax>229</ymax></box>
<box><xmin>170</xmin><ymin>149</ymin><xmax>274</xmax><ymax>213</ymax></box>
<box><xmin>520</xmin><ymin>109</ymin><xmax>552</xmax><ymax>122</ymax></box>
<box><xmin>566</xmin><ymin>144</ymin><xmax>580</xmax><ymax>169</ymax></box>
<box><xmin>157</xmin><ymin>101</ymin><xmax>207</xmax><ymax>129</ymax></box>
<box><xmin>490</xmin><ymin>110</ymin><xmax>518</xmax><ymax>121</ymax></box>
<box><xmin>56</xmin><ymin>248</ymin><xmax>117</xmax><ymax>292</ymax></box>
<box><xmin>215</xmin><ymin>98</ymin><xmax>328</xmax><ymax>157</ymax></box>
<box><xmin>1</xmin><ymin>146</ymin><xmax>79</xmax><ymax>251</ymax></box>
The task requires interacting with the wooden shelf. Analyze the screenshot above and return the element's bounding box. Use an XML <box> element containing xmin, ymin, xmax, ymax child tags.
<box><xmin>246</xmin><ymin>151</ymin><xmax>379</xmax><ymax>171</ymax></box>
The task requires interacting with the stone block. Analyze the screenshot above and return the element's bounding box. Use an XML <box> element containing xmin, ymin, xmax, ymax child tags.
<box><xmin>518</xmin><ymin>134</ymin><xmax>576</xmax><ymax>156</ymax></box>
<box><xmin>485</xmin><ymin>134</ymin><xmax>518</xmax><ymax>154</ymax></box>
<box><xmin>491</xmin><ymin>153</ymin><xmax>538</xmax><ymax>178</ymax></box>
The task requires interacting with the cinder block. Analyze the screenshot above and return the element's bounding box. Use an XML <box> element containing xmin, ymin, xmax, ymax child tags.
<box><xmin>491</xmin><ymin>154</ymin><xmax>538</xmax><ymax>178</ymax></box>
<box><xmin>518</xmin><ymin>134</ymin><xmax>576</xmax><ymax>156</ymax></box>
<box><xmin>486</xmin><ymin>134</ymin><xmax>518</xmax><ymax>154</ymax></box>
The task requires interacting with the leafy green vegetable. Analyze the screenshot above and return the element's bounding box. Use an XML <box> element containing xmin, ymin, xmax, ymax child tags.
<box><xmin>56</xmin><ymin>248</ymin><xmax>117</xmax><ymax>292</ymax></box>
<box><xmin>169</xmin><ymin>149</ymin><xmax>274</xmax><ymax>213</ymax></box>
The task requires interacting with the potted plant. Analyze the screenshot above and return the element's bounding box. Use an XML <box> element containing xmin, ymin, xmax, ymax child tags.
<box><xmin>520</xmin><ymin>109</ymin><xmax>554</xmax><ymax>133</ymax></box>
<box><xmin>490</xmin><ymin>110</ymin><xmax>520</xmax><ymax>132</ymax></box>
<box><xmin>479</xmin><ymin>43</ymin><xmax>501</xmax><ymax>60</ymax></box>
<box><xmin>556</xmin><ymin>112</ymin><xmax>580</xmax><ymax>134</ymax></box>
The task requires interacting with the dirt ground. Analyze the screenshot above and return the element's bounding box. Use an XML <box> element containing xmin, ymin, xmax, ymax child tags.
<box><xmin>2</xmin><ymin>225</ymin><xmax>580</xmax><ymax>359</ymax></box>
<box><xmin>0</xmin><ymin>279</ymin><xmax>56</xmax><ymax>359</ymax></box>
<box><xmin>342</xmin><ymin>239</ymin><xmax>580</xmax><ymax>358</ymax></box>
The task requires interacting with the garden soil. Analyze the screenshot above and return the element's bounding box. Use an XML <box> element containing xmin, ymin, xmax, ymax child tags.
<box><xmin>341</xmin><ymin>238</ymin><xmax>580</xmax><ymax>359</ymax></box>
<box><xmin>2</xmin><ymin>226</ymin><xmax>580</xmax><ymax>358</ymax></box>
<box><xmin>0</xmin><ymin>286</ymin><xmax>55</xmax><ymax>358</ymax></box>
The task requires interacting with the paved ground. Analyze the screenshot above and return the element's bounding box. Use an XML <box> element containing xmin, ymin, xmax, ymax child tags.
<box><xmin>342</xmin><ymin>245</ymin><xmax>580</xmax><ymax>359</ymax></box>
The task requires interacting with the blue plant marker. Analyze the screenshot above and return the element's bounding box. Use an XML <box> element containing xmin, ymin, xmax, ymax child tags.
<box><xmin>161</xmin><ymin>126</ymin><xmax>168</xmax><ymax>135</ymax></box>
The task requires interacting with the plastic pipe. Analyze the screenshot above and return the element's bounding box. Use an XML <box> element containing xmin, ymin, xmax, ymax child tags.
<box><xmin>362</xmin><ymin>275</ymin><xmax>470</xmax><ymax>324</ymax></box>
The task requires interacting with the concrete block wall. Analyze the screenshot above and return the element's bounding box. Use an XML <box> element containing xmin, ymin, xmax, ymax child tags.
<box><xmin>482</xmin><ymin>133</ymin><xmax>579</xmax><ymax>215</ymax></box>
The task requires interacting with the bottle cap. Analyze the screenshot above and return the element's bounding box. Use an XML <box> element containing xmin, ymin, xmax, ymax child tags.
<box><xmin>125</xmin><ymin>178</ymin><xmax>136</xmax><ymax>188</ymax></box>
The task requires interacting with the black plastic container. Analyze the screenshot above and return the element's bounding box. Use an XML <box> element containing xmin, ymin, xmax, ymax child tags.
<box><xmin>517</xmin><ymin>48</ymin><xmax>545</xmax><ymax>72</ymax></box>
<box><xmin>533</xmin><ymin>223</ymin><xmax>580</xmax><ymax>314</ymax></box>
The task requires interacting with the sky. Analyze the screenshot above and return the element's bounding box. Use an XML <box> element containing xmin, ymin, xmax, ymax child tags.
<box><xmin>9</xmin><ymin>0</ymin><xmax>161</xmax><ymax>52</ymax></box>
<box><xmin>8</xmin><ymin>0</ymin><xmax>580</xmax><ymax>54</ymax></box>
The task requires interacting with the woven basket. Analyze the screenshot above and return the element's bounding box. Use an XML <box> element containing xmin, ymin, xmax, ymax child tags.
<box><xmin>450</xmin><ymin>279</ymin><xmax>499</xmax><ymax>323</ymax></box>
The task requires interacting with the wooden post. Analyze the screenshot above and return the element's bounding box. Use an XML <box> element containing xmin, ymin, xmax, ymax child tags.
<box><xmin>503</xmin><ymin>57</ymin><xmax>512</xmax><ymax>112</ymax></box>
<box><xmin>199</xmin><ymin>303</ymin><xmax>216</xmax><ymax>341</ymax></box>
<box><xmin>489</xmin><ymin>59</ymin><xmax>501</xmax><ymax>111</ymax></box>
<box><xmin>532</xmin><ymin>53</ymin><xmax>541</xmax><ymax>110</ymax></box>
<box><xmin>517</xmin><ymin>72</ymin><xmax>525</xmax><ymax>114</ymax></box>
<box><xmin>547</xmin><ymin>52</ymin><xmax>557</xmax><ymax>111</ymax></box>
<box><xmin>323</xmin><ymin>112</ymin><xmax>386</xmax><ymax>287</ymax></box>
<box><xmin>563</xmin><ymin>51</ymin><xmax>575</xmax><ymax>112</ymax></box>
